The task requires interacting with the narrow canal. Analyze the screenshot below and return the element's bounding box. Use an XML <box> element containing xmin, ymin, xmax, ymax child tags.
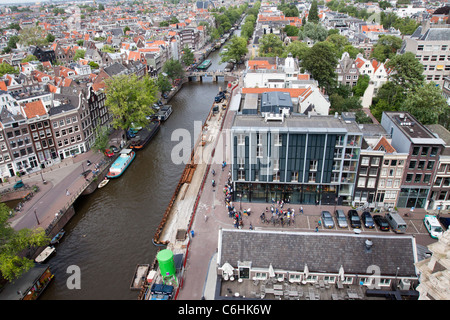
<box><xmin>41</xmin><ymin>48</ymin><xmax>229</xmax><ymax>299</ymax></box>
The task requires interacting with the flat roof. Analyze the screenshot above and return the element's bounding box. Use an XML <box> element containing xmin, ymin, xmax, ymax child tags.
<box><xmin>232</xmin><ymin>114</ymin><xmax>362</xmax><ymax>134</ymax></box>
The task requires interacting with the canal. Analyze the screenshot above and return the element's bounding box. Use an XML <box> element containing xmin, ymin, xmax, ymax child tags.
<box><xmin>41</xmin><ymin>47</ymin><xmax>229</xmax><ymax>299</ymax></box>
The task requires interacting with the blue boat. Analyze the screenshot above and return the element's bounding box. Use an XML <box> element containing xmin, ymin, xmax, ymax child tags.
<box><xmin>106</xmin><ymin>149</ymin><xmax>135</xmax><ymax>178</ymax></box>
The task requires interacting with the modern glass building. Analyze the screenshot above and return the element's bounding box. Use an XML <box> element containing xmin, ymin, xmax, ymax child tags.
<box><xmin>230</xmin><ymin>98</ymin><xmax>363</xmax><ymax>205</ymax></box>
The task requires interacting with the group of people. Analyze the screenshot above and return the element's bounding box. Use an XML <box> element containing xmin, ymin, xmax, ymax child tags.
<box><xmin>223</xmin><ymin>171</ymin><xmax>246</xmax><ymax>229</ymax></box>
<box><xmin>260</xmin><ymin>203</ymin><xmax>296</xmax><ymax>227</ymax></box>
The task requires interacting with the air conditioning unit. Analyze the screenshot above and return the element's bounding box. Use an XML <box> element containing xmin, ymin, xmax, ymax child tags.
<box><xmin>398</xmin><ymin>279</ymin><xmax>411</xmax><ymax>290</ymax></box>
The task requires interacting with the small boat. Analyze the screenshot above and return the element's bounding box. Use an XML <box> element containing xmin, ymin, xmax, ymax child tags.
<box><xmin>50</xmin><ymin>230</ymin><xmax>65</xmax><ymax>245</ymax></box>
<box><xmin>98</xmin><ymin>178</ymin><xmax>109</xmax><ymax>189</ymax></box>
<box><xmin>130</xmin><ymin>121</ymin><xmax>160</xmax><ymax>150</ymax></box>
<box><xmin>35</xmin><ymin>246</ymin><xmax>56</xmax><ymax>263</ymax></box>
<box><xmin>197</xmin><ymin>59</ymin><xmax>212</xmax><ymax>70</ymax></box>
<box><xmin>130</xmin><ymin>264</ymin><xmax>150</xmax><ymax>290</ymax></box>
<box><xmin>106</xmin><ymin>149</ymin><xmax>135</xmax><ymax>178</ymax></box>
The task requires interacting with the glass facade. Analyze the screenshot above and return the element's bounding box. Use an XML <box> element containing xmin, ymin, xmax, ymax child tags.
<box><xmin>397</xmin><ymin>188</ymin><xmax>429</xmax><ymax>208</ymax></box>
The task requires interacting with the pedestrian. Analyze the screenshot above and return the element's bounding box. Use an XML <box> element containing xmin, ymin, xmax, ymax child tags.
<box><xmin>249</xmin><ymin>223</ymin><xmax>253</xmax><ymax>230</ymax></box>
<box><xmin>300</xmin><ymin>206</ymin><xmax>303</xmax><ymax>214</ymax></box>
<box><xmin>315</xmin><ymin>226</ymin><xmax>319</xmax><ymax>232</ymax></box>
<box><xmin>66</xmin><ymin>189</ymin><xmax>70</xmax><ymax>196</ymax></box>
<box><xmin>204</xmin><ymin>214</ymin><xmax>208</xmax><ymax>222</ymax></box>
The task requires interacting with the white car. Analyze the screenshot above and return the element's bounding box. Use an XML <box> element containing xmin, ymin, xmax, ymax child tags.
<box><xmin>423</xmin><ymin>215</ymin><xmax>444</xmax><ymax>239</ymax></box>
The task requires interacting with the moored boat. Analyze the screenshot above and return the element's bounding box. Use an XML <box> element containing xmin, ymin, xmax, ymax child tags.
<box><xmin>155</xmin><ymin>105</ymin><xmax>172</xmax><ymax>121</ymax></box>
<box><xmin>130</xmin><ymin>121</ymin><xmax>160</xmax><ymax>150</ymax></box>
<box><xmin>106</xmin><ymin>149</ymin><xmax>135</xmax><ymax>178</ymax></box>
<box><xmin>197</xmin><ymin>59</ymin><xmax>212</xmax><ymax>70</ymax></box>
<box><xmin>50</xmin><ymin>230</ymin><xmax>65</xmax><ymax>245</ymax></box>
<box><xmin>130</xmin><ymin>264</ymin><xmax>150</xmax><ymax>290</ymax></box>
<box><xmin>35</xmin><ymin>246</ymin><xmax>56</xmax><ymax>263</ymax></box>
<box><xmin>98</xmin><ymin>178</ymin><xmax>109</xmax><ymax>189</ymax></box>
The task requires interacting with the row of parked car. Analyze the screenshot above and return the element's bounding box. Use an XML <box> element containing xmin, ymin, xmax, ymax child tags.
<box><xmin>320</xmin><ymin>209</ymin><xmax>399</xmax><ymax>232</ymax></box>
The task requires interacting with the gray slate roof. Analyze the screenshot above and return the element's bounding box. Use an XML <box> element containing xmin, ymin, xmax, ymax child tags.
<box><xmin>219</xmin><ymin>229</ymin><xmax>418</xmax><ymax>277</ymax></box>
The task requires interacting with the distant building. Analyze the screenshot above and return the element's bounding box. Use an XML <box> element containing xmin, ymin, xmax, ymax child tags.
<box><xmin>400</xmin><ymin>21</ymin><xmax>450</xmax><ymax>88</ymax></box>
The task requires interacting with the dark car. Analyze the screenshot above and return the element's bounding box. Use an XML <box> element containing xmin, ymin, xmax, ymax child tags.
<box><xmin>438</xmin><ymin>216</ymin><xmax>450</xmax><ymax>230</ymax></box>
<box><xmin>361</xmin><ymin>211</ymin><xmax>375</xmax><ymax>229</ymax></box>
<box><xmin>373</xmin><ymin>215</ymin><xmax>390</xmax><ymax>231</ymax></box>
<box><xmin>347</xmin><ymin>210</ymin><xmax>361</xmax><ymax>228</ymax></box>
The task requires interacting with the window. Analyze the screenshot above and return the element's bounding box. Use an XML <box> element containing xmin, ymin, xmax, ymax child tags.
<box><xmin>256</xmin><ymin>133</ymin><xmax>262</xmax><ymax>145</ymax></box>
<box><xmin>427</xmin><ymin>161</ymin><xmax>435</xmax><ymax>170</ymax></box>
<box><xmin>406</xmin><ymin>174</ymin><xmax>413</xmax><ymax>183</ymax></box>
<box><xmin>358</xmin><ymin>177</ymin><xmax>366</xmax><ymax>187</ymax></box>
<box><xmin>310</xmin><ymin>160</ymin><xmax>318</xmax><ymax>171</ymax></box>
<box><xmin>274</xmin><ymin>133</ymin><xmax>281</xmax><ymax>146</ymax></box>
<box><xmin>238</xmin><ymin>158</ymin><xmax>244</xmax><ymax>169</ymax></box>
<box><xmin>421</xmin><ymin>147</ymin><xmax>429</xmax><ymax>156</ymax></box>
<box><xmin>361</xmin><ymin>157</ymin><xmax>369</xmax><ymax>166</ymax></box>
<box><xmin>308</xmin><ymin>172</ymin><xmax>316</xmax><ymax>182</ymax></box>
<box><xmin>367</xmin><ymin>178</ymin><xmax>376</xmax><ymax>188</ymax></box>
<box><xmin>414</xmin><ymin>174</ymin><xmax>422</xmax><ymax>183</ymax></box>
<box><xmin>412</xmin><ymin>147</ymin><xmax>420</xmax><ymax>156</ymax></box>
<box><xmin>291</xmin><ymin>171</ymin><xmax>298</xmax><ymax>182</ymax></box>
<box><xmin>409</xmin><ymin>161</ymin><xmax>416</xmax><ymax>169</ymax></box>
<box><xmin>237</xmin><ymin>134</ymin><xmax>245</xmax><ymax>145</ymax></box>
<box><xmin>256</xmin><ymin>146</ymin><xmax>263</xmax><ymax>158</ymax></box>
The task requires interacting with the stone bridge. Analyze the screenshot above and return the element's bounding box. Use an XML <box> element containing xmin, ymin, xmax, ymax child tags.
<box><xmin>186</xmin><ymin>70</ymin><xmax>238</xmax><ymax>82</ymax></box>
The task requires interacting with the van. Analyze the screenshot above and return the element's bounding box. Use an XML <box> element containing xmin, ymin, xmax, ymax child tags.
<box><xmin>424</xmin><ymin>215</ymin><xmax>444</xmax><ymax>239</ymax></box>
<box><xmin>385</xmin><ymin>211</ymin><xmax>407</xmax><ymax>233</ymax></box>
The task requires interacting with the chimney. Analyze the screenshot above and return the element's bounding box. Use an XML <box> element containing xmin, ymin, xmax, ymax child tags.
<box><xmin>365</xmin><ymin>239</ymin><xmax>373</xmax><ymax>253</ymax></box>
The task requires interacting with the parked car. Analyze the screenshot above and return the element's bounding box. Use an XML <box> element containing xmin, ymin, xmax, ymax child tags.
<box><xmin>373</xmin><ymin>215</ymin><xmax>390</xmax><ymax>231</ymax></box>
<box><xmin>361</xmin><ymin>211</ymin><xmax>375</xmax><ymax>229</ymax></box>
<box><xmin>424</xmin><ymin>215</ymin><xmax>444</xmax><ymax>239</ymax></box>
<box><xmin>321</xmin><ymin>211</ymin><xmax>335</xmax><ymax>229</ymax></box>
<box><xmin>104</xmin><ymin>149</ymin><xmax>114</xmax><ymax>158</ymax></box>
<box><xmin>347</xmin><ymin>210</ymin><xmax>361</xmax><ymax>228</ymax></box>
<box><xmin>335</xmin><ymin>209</ymin><xmax>348</xmax><ymax>228</ymax></box>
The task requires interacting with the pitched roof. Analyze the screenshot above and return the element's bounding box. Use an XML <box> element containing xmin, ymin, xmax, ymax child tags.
<box><xmin>22</xmin><ymin>100</ymin><xmax>46</xmax><ymax>119</ymax></box>
<box><xmin>374</xmin><ymin>136</ymin><xmax>396</xmax><ymax>153</ymax></box>
<box><xmin>218</xmin><ymin>229</ymin><xmax>418</xmax><ymax>277</ymax></box>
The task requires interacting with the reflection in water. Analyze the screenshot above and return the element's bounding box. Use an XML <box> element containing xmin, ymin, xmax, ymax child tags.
<box><xmin>42</xmin><ymin>57</ymin><xmax>225</xmax><ymax>299</ymax></box>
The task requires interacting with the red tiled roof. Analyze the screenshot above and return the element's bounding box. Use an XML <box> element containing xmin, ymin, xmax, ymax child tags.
<box><xmin>22</xmin><ymin>100</ymin><xmax>46</xmax><ymax>119</ymax></box>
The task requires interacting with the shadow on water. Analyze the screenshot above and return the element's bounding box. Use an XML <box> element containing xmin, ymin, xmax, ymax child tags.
<box><xmin>41</xmin><ymin>74</ymin><xmax>225</xmax><ymax>299</ymax></box>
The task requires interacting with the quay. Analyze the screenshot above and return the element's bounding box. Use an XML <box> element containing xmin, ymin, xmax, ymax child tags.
<box><xmin>1</xmin><ymin>131</ymin><xmax>123</xmax><ymax>260</ymax></box>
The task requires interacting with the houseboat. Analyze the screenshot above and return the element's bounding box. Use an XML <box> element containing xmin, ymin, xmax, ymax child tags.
<box><xmin>197</xmin><ymin>59</ymin><xmax>212</xmax><ymax>70</ymax></box>
<box><xmin>106</xmin><ymin>149</ymin><xmax>135</xmax><ymax>178</ymax></box>
<box><xmin>155</xmin><ymin>105</ymin><xmax>172</xmax><ymax>121</ymax></box>
<box><xmin>129</xmin><ymin>121</ymin><xmax>160</xmax><ymax>150</ymax></box>
<box><xmin>130</xmin><ymin>264</ymin><xmax>150</xmax><ymax>290</ymax></box>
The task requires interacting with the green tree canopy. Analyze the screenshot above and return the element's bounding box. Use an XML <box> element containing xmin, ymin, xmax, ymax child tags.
<box><xmin>385</xmin><ymin>52</ymin><xmax>424</xmax><ymax>92</ymax></box>
<box><xmin>162</xmin><ymin>59</ymin><xmax>185</xmax><ymax>82</ymax></box>
<box><xmin>105</xmin><ymin>74</ymin><xmax>158</xmax><ymax>131</ymax></box>
<box><xmin>283</xmin><ymin>41</ymin><xmax>310</xmax><ymax>61</ymax></box>
<box><xmin>0</xmin><ymin>203</ymin><xmax>49</xmax><ymax>281</ymax></box>
<box><xmin>301</xmin><ymin>41</ymin><xmax>338</xmax><ymax>93</ymax></box>
<box><xmin>298</xmin><ymin>22</ymin><xmax>328</xmax><ymax>42</ymax></box>
<box><xmin>0</xmin><ymin>62</ymin><xmax>18</xmax><ymax>76</ymax></box>
<box><xmin>308</xmin><ymin>0</ymin><xmax>320</xmax><ymax>23</ymax></box>
<box><xmin>73</xmin><ymin>49</ymin><xmax>86</xmax><ymax>61</ymax></box>
<box><xmin>181</xmin><ymin>47</ymin><xmax>195</xmax><ymax>66</ymax></box>
<box><xmin>156</xmin><ymin>73</ymin><xmax>172</xmax><ymax>95</ymax></box>
<box><xmin>401</xmin><ymin>82</ymin><xmax>447</xmax><ymax>125</ymax></box>
<box><xmin>220</xmin><ymin>36</ymin><xmax>248</xmax><ymax>64</ymax></box>
<box><xmin>258</xmin><ymin>33</ymin><xmax>284</xmax><ymax>57</ymax></box>
<box><xmin>370</xmin><ymin>35</ymin><xmax>403</xmax><ymax>62</ymax></box>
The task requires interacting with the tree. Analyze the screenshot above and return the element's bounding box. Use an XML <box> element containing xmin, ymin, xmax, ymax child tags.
<box><xmin>46</xmin><ymin>33</ymin><xmax>55</xmax><ymax>43</ymax></box>
<box><xmin>181</xmin><ymin>47</ymin><xmax>195</xmax><ymax>66</ymax></box>
<box><xmin>258</xmin><ymin>33</ymin><xmax>284</xmax><ymax>57</ymax></box>
<box><xmin>298</xmin><ymin>22</ymin><xmax>328</xmax><ymax>43</ymax></box>
<box><xmin>352</xmin><ymin>74</ymin><xmax>370</xmax><ymax>97</ymax></box>
<box><xmin>18</xmin><ymin>26</ymin><xmax>48</xmax><ymax>47</ymax></box>
<box><xmin>283</xmin><ymin>41</ymin><xmax>310</xmax><ymax>61</ymax></box>
<box><xmin>370</xmin><ymin>35</ymin><xmax>402</xmax><ymax>62</ymax></box>
<box><xmin>98</xmin><ymin>3</ymin><xmax>105</xmax><ymax>11</ymax></box>
<box><xmin>162</xmin><ymin>59</ymin><xmax>185</xmax><ymax>82</ymax></box>
<box><xmin>156</xmin><ymin>73</ymin><xmax>172</xmax><ymax>95</ymax></box>
<box><xmin>105</xmin><ymin>74</ymin><xmax>158</xmax><ymax>131</ymax></box>
<box><xmin>0</xmin><ymin>62</ymin><xmax>18</xmax><ymax>76</ymax></box>
<box><xmin>220</xmin><ymin>36</ymin><xmax>248</xmax><ymax>64</ymax></box>
<box><xmin>91</xmin><ymin>125</ymin><xmax>110</xmax><ymax>153</ymax></box>
<box><xmin>301</xmin><ymin>41</ymin><xmax>338</xmax><ymax>92</ymax></box>
<box><xmin>88</xmin><ymin>61</ymin><xmax>99</xmax><ymax>69</ymax></box>
<box><xmin>0</xmin><ymin>203</ymin><xmax>49</xmax><ymax>281</ymax></box>
<box><xmin>101</xmin><ymin>45</ymin><xmax>115</xmax><ymax>53</ymax></box>
<box><xmin>385</xmin><ymin>52</ymin><xmax>424</xmax><ymax>92</ymax></box>
<box><xmin>73</xmin><ymin>49</ymin><xmax>86</xmax><ymax>61</ymax></box>
<box><xmin>401</xmin><ymin>82</ymin><xmax>447</xmax><ymax>125</ymax></box>
<box><xmin>284</xmin><ymin>25</ymin><xmax>299</xmax><ymax>37</ymax></box>
<box><xmin>308</xmin><ymin>0</ymin><xmax>320</xmax><ymax>23</ymax></box>
<box><xmin>21</xmin><ymin>55</ymin><xmax>38</xmax><ymax>63</ymax></box>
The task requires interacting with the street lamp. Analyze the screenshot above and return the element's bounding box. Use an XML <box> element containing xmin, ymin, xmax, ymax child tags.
<box><xmin>34</xmin><ymin>209</ymin><xmax>40</xmax><ymax>225</ymax></box>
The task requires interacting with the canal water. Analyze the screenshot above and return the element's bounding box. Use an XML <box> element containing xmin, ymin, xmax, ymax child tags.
<box><xmin>41</xmin><ymin>49</ymin><xmax>228</xmax><ymax>299</ymax></box>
